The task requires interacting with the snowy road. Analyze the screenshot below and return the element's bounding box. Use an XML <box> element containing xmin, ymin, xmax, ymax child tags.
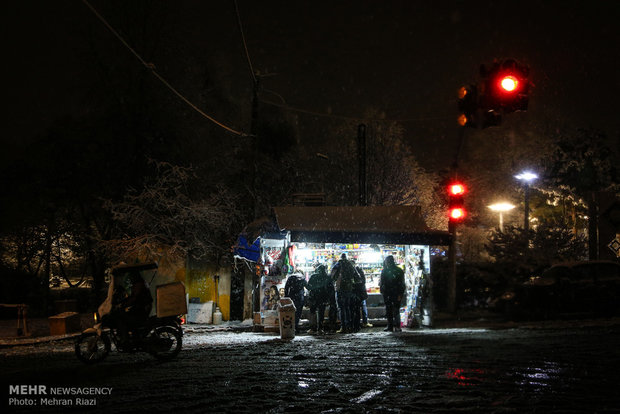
<box><xmin>2</xmin><ymin>323</ymin><xmax>620</xmax><ymax>413</ymax></box>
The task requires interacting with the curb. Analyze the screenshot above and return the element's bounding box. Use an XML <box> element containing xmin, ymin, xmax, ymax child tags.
<box><xmin>183</xmin><ymin>324</ymin><xmax>255</xmax><ymax>334</ymax></box>
<box><xmin>0</xmin><ymin>332</ymin><xmax>81</xmax><ymax>348</ymax></box>
<box><xmin>3</xmin><ymin>317</ymin><xmax>617</xmax><ymax>348</ymax></box>
<box><xmin>0</xmin><ymin>324</ymin><xmax>255</xmax><ymax>348</ymax></box>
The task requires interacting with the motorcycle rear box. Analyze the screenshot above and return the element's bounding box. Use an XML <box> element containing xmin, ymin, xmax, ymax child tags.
<box><xmin>156</xmin><ymin>282</ymin><xmax>188</xmax><ymax>317</ymax></box>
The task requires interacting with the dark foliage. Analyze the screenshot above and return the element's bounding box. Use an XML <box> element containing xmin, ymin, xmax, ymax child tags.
<box><xmin>486</xmin><ymin>225</ymin><xmax>587</xmax><ymax>281</ymax></box>
<box><xmin>0</xmin><ymin>264</ymin><xmax>47</xmax><ymax>316</ymax></box>
<box><xmin>432</xmin><ymin>259</ymin><xmax>516</xmax><ymax>310</ymax></box>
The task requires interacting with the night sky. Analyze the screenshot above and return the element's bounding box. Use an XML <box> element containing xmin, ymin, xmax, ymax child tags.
<box><xmin>4</xmin><ymin>0</ymin><xmax>619</xmax><ymax>170</ymax></box>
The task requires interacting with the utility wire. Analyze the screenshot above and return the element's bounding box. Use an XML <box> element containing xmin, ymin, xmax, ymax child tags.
<box><xmin>81</xmin><ymin>0</ymin><xmax>249</xmax><ymax>137</ymax></box>
<box><xmin>232</xmin><ymin>2</ymin><xmax>447</xmax><ymax>125</ymax></box>
<box><xmin>85</xmin><ymin>0</ymin><xmax>451</xmax><ymax>134</ymax></box>
<box><xmin>260</xmin><ymin>97</ymin><xmax>453</xmax><ymax>123</ymax></box>
<box><xmin>233</xmin><ymin>0</ymin><xmax>256</xmax><ymax>84</ymax></box>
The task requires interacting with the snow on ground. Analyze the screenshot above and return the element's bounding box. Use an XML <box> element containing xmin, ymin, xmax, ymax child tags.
<box><xmin>2</xmin><ymin>322</ymin><xmax>620</xmax><ymax>413</ymax></box>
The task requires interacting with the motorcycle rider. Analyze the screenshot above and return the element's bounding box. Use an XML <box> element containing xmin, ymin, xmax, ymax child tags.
<box><xmin>113</xmin><ymin>270</ymin><xmax>153</xmax><ymax>347</ymax></box>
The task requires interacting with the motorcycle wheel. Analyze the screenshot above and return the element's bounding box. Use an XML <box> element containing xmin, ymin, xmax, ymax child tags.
<box><xmin>75</xmin><ymin>332</ymin><xmax>111</xmax><ymax>364</ymax></box>
<box><xmin>147</xmin><ymin>326</ymin><xmax>182</xmax><ymax>361</ymax></box>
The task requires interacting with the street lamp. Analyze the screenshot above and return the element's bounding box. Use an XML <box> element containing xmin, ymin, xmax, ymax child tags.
<box><xmin>488</xmin><ymin>202</ymin><xmax>515</xmax><ymax>232</ymax></box>
<box><xmin>515</xmin><ymin>171</ymin><xmax>538</xmax><ymax>232</ymax></box>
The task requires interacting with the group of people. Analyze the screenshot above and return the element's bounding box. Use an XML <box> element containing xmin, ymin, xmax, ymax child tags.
<box><xmin>284</xmin><ymin>252</ymin><xmax>406</xmax><ymax>334</ymax></box>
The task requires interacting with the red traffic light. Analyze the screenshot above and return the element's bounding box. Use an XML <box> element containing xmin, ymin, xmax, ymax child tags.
<box><xmin>449</xmin><ymin>207</ymin><xmax>466</xmax><ymax>221</ymax></box>
<box><xmin>500</xmin><ymin>75</ymin><xmax>518</xmax><ymax>92</ymax></box>
<box><xmin>480</xmin><ymin>59</ymin><xmax>530</xmax><ymax>113</ymax></box>
<box><xmin>494</xmin><ymin>73</ymin><xmax>523</xmax><ymax>95</ymax></box>
<box><xmin>447</xmin><ymin>180</ymin><xmax>466</xmax><ymax>224</ymax></box>
<box><xmin>448</xmin><ymin>182</ymin><xmax>466</xmax><ymax>196</ymax></box>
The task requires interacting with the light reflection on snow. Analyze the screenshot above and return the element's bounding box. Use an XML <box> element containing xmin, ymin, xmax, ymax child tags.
<box><xmin>511</xmin><ymin>361</ymin><xmax>565</xmax><ymax>392</ymax></box>
<box><xmin>445</xmin><ymin>367</ymin><xmax>486</xmax><ymax>386</ymax></box>
<box><xmin>350</xmin><ymin>389</ymin><xmax>383</xmax><ymax>403</ymax></box>
<box><xmin>415</xmin><ymin>328</ymin><xmax>489</xmax><ymax>335</ymax></box>
<box><xmin>183</xmin><ymin>329</ymin><xmax>404</xmax><ymax>348</ymax></box>
<box><xmin>183</xmin><ymin>331</ymin><xmax>316</xmax><ymax>348</ymax></box>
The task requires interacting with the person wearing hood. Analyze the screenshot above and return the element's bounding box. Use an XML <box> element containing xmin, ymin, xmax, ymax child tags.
<box><xmin>306</xmin><ymin>263</ymin><xmax>332</xmax><ymax>334</ymax></box>
<box><xmin>351</xmin><ymin>259</ymin><xmax>371</xmax><ymax>332</ymax></box>
<box><xmin>380</xmin><ymin>255</ymin><xmax>405</xmax><ymax>332</ymax></box>
<box><xmin>330</xmin><ymin>253</ymin><xmax>356</xmax><ymax>333</ymax></box>
<box><xmin>284</xmin><ymin>270</ymin><xmax>308</xmax><ymax>333</ymax></box>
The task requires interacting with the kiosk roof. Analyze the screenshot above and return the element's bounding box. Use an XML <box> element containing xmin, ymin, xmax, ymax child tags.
<box><xmin>273</xmin><ymin>206</ymin><xmax>451</xmax><ymax>245</ymax></box>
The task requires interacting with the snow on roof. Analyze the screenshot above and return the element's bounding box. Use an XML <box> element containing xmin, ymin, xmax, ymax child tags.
<box><xmin>272</xmin><ymin>206</ymin><xmax>450</xmax><ymax>245</ymax></box>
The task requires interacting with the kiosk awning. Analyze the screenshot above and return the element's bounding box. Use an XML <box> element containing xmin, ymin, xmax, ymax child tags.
<box><xmin>273</xmin><ymin>206</ymin><xmax>451</xmax><ymax>245</ymax></box>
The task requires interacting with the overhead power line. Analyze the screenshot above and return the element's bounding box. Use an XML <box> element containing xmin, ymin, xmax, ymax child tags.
<box><xmin>259</xmin><ymin>97</ymin><xmax>453</xmax><ymax>123</ymax></box>
<box><xmin>81</xmin><ymin>0</ymin><xmax>249</xmax><ymax>137</ymax></box>
<box><xmin>232</xmin><ymin>2</ymin><xmax>449</xmax><ymax>126</ymax></box>
<box><xmin>233</xmin><ymin>0</ymin><xmax>256</xmax><ymax>84</ymax></box>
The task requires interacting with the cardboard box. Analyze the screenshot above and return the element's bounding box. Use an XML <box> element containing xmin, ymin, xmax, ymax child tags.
<box><xmin>253</xmin><ymin>312</ymin><xmax>262</xmax><ymax>325</ymax></box>
<box><xmin>156</xmin><ymin>282</ymin><xmax>187</xmax><ymax>317</ymax></box>
<box><xmin>262</xmin><ymin>310</ymin><xmax>280</xmax><ymax>332</ymax></box>
<box><xmin>187</xmin><ymin>302</ymin><xmax>213</xmax><ymax>324</ymax></box>
<box><xmin>48</xmin><ymin>312</ymin><xmax>81</xmax><ymax>335</ymax></box>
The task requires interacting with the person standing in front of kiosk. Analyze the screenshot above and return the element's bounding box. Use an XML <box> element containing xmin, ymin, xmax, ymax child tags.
<box><xmin>284</xmin><ymin>271</ymin><xmax>308</xmax><ymax>334</ymax></box>
<box><xmin>380</xmin><ymin>255</ymin><xmax>405</xmax><ymax>332</ymax></box>
<box><xmin>350</xmin><ymin>259</ymin><xmax>369</xmax><ymax>332</ymax></box>
<box><xmin>331</xmin><ymin>253</ymin><xmax>356</xmax><ymax>333</ymax></box>
<box><xmin>307</xmin><ymin>264</ymin><xmax>331</xmax><ymax>334</ymax></box>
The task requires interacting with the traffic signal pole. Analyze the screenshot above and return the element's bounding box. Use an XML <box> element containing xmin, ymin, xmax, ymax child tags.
<box><xmin>447</xmin><ymin>126</ymin><xmax>466</xmax><ymax>314</ymax></box>
<box><xmin>447</xmin><ymin>219</ymin><xmax>458</xmax><ymax>314</ymax></box>
<box><xmin>358</xmin><ymin>124</ymin><xmax>367</xmax><ymax>206</ymax></box>
<box><xmin>449</xmin><ymin>58</ymin><xmax>529</xmax><ymax>314</ymax></box>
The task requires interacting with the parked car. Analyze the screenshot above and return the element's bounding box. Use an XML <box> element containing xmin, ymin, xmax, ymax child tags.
<box><xmin>494</xmin><ymin>260</ymin><xmax>620</xmax><ymax>318</ymax></box>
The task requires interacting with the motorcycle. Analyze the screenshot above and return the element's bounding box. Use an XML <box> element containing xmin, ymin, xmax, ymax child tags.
<box><xmin>75</xmin><ymin>262</ymin><xmax>184</xmax><ymax>364</ymax></box>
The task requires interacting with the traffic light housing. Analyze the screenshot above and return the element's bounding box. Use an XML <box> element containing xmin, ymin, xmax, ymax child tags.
<box><xmin>480</xmin><ymin>59</ymin><xmax>529</xmax><ymax>113</ymax></box>
<box><xmin>456</xmin><ymin>85</ymin><xmax>503</xmax><ymax>129</ymax></box>
<box><xmin>457</xmin><ymin>85</ymin><xmax>478</xmax><ymax>128</ymax></box>
<box><xmin>458</xmin><ymin>58</ymin><xmax>529</xmax><ymax>129</ymax></box>
<box><xmin>482</xmin><ymin>109</ymin><xmax>502</xmax><ymax>128</ymax></box>
<box><xmin>447</xmin><ymin>180</ymin><xmax>466</xmax><ymax>224</ymax></box>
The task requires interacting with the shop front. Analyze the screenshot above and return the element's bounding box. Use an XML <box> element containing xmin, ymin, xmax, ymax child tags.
<box><xmin>235</xmin><ymin>206</ymin><xmax>451</xmax><ymax>330</ymax></box>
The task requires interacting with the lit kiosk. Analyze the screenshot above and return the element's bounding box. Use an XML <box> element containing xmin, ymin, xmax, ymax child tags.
<box><xmin>238</xmin><ymin>206</ymin><xmax>450</xmax><ymax>331</ymax></box>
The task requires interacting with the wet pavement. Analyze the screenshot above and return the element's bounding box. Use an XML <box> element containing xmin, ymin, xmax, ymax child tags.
<box><xmin>2</xmin><ymin>318</ymin><xmax>620</xmax><ymax>413</ymax></box>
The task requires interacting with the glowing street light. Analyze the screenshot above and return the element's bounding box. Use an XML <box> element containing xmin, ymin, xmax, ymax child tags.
<box><xmin>515</xmin><ymin>171</ymin><xmax>538</xmax><ymax>232</ymax></box>
<box><xmin>514</xmin><ymin>171</ymin><xmax>538</xmax><ymax>182</ymax></box>
<box><xmin>488</xmin><ymin>202</ymin><xmax>515</xmax><ymax>232</ymax></box>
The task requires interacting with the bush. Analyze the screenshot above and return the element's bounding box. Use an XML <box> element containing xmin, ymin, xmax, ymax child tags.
<box><xmin>486</xmin><ymin>224</ymin><xmax>587</xmax><ymax>283</ymax></box>
<box><xmin>432</xmin><ymin>259</ymin><xmax>519</xmax><ymax>311</ymax></box>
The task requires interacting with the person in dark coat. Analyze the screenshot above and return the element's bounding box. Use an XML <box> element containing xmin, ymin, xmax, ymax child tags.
<box><xmin>284</xmin><ymin>271</ymin><xmax>308</xmax><ymax>333</ymax></box>
<box><xmin>350</xmin><ymin>259</ymin><xmax>368</xmax><ymax>332</ymax></box>
<box><xmin>330</xmin><ymin>253</ymin><xmax>356</xmax><ymax>333</ymax></box>
<box><xmin>326</xmin><ymin>275</ymin><xmax>338</xmax><ymax>333</ymax></box>
<box><xmin>113</xmin><ymin>270</ymin><xmax>153</xmax><ymax>347</ymax></box>
<box><xmin>379</xmin><ymin>255</ymin><xmax>405</xmax><ymax>332</ymax></box>
<box><xmin>306</xmin><ymin>264</ymin><xmax>331</xmax><ymax>334</ymax></box>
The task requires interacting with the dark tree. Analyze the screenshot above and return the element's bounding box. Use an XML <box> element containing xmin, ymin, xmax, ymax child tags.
<box><xmin>486</xmin><ymin>224</ymin><xmax>587</xmax><ymax>280</ymax></box>
<box><xmin>103</xmin><ymin>160</ymin><xmax>244</xmax><ymax>264</ymax></box>
<box><xmin>542</xmin><ymin>129</ymin><xmax>620</xmax><ymax>259</ymax></box>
